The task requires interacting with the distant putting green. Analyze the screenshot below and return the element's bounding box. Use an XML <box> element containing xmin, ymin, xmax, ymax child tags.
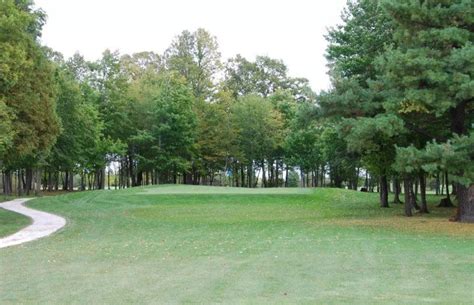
<box><xmin>138</xmin><ymin>184</ymin><xmax>312</xmax><ymax>195</ymax></box>
<box><xmin>0</xmin><ymin>185</ymin><xmax>473</xmax><ymax>304</ymax></box>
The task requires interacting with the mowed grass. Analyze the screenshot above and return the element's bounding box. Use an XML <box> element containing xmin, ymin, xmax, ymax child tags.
<box><xmin>0</xmin><ymin>208</ymin><xmax>31</xmax><ymax>238</ymax></box>
<box><xmin>0</xmin><ymin>185</ymin><xmax>473</xmax><ymax>305</ymax></box>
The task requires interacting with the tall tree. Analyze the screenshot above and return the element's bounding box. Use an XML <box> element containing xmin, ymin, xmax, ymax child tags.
<box><xmin>378</xmin><ymin>0</ymin><xmax>474</xmax><ymax>221</ymax></box>
<box><xmin>321</xmin><ymin>0</ymin><xmax>396</xmax><ymax>205</ymax></box>
<box><xmin>326</xmin><ymin>0</ymin><xmax>394</xmax><ymax>83</ymax></box>
<box><xmin>225</xmin><ymin>55</ymin><xmax>310</xmax><ymax>99</ymax></box>
<box><xmin>231</xmin><ymin>94</ymin><xmax>284</xmax><ymax>187</ymax></box>
<box><xmin>151</xmin><ymin>73</ymin><xmax>197</xmax><ymax>182</ymax></box>
<box><xmin>0</xmin><ymin>0</ymin><xmax>60</xmax><ymax>195</ymax></box>
<box><xmin>165</xmin><ymin>29</ymin><xmax>221</xmax><ymax>100</ymax></box>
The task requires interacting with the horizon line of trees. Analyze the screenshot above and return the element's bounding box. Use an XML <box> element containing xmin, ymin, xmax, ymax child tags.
<box><xmin>0</xmin><ymin>0</ymin><xmax>472</xmax><ymax>222</ymax></box>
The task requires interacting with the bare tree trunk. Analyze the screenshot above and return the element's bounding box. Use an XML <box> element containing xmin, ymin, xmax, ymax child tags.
<box><xmin>3</xmin><ymin>170</ymin><xmax>12</xmax><ymax>196</ymax></box>
<box><xmin>80</xmin><ymin>171</ymin><xmax>85</xmax><ymax>191</ymax></box>
<box><xmin>379</xmin><ymin>175</ymin><xmax>389</xmax><ymax>208</ymax></box>
<box><xmin>69</xmin><ymin>172</ymin><xmax>74</xmax><ymax>191</ymax></box>
<box><xmin>321</xmin><ymin>166</ymin><xmax>324</xmax><ymax>187</ymax></box>
<box><xmin>274</xmin><ymin>160</ymin><xmax>278</xmax><ymax>187</ymax></box>
<box><xmin>414</xmin><ymin>179</ymin><xmax>419</xmax><ymax>203</ymax></box>
<box><xmin>17</xmin><ymin>170</ymin><xmax>23</xmax><ymax>196</ymax></box>
<box><xmin>47</xmin><ymin>171</ymin><xmax>53</xmax><ymax>192</ymax></box>
<box><xmin>393</xmin><ymin>177</ymin><xmax>402</xmax><ymax>204</ymax></box>
<box><xmin>34</xmin><ymin>169</ymin><xmax>41</xmax><ymax>196</ymax></box>
<box><xmin>25</xmin><ymin>168</ymin><xmax>33</xmax><ymax>195</ymax></box>
<box><xmin>403</xmin><ymin>178</ymin><xmax>413</xmax><ymax>217</ymax></box>
<box><xmin>63</xmin><ymin>171</ymin><xmax>69</xmax><ymax>191</ymax></box>
<box><xmin>248</xmin><ymin>165</ymin><xmax>253</xmax><ymax>188</ymax></box>
<box><xmin>419</xmin><ymin>173</ymin><xmax>429</xmax><ymax>213</ymax></box>
<box><xmin>54</xmin><ymin>172</ymin><xmax>59</xmax><ymax>191</ymax></box>
<box><xmin>440</xmin><ymin>171</ymin><xmax>445</xmax><ymax>195</ymax></box>
<box><xmin>438</xmin><ymin>171</ymin><xmax>454</xmax><ymax>207</ymax></box>
<box><xmin>435</xmin><ymin>172</ymin><xmax>440</xmax><ymax>195</ymax></box>
<box><xmin>454</xmin><ymin>183</ymin><xmax>474</xmax><ymax>222</ymax></box>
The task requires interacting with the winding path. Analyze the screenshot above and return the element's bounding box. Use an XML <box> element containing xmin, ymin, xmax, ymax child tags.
<box><xmin>0</xmin><ymin>198</ymin><xmax>66</xmax><ymax>249</ymax></box>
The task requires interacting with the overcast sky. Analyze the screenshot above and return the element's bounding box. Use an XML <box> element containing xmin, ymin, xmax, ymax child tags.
<box><xmin>35</xmin><ymin>0</ymin><xmax>347</xmax><ymax>92</ymax></box>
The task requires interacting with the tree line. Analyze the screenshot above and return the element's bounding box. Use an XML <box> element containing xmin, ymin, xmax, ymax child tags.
<box><xmin>0</xmin><ymin>0</ymin><xmax>472</xmax><ymax>222</ymax></box>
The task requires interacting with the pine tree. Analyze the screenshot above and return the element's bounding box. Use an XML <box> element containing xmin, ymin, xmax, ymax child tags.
<box><xmin>379</xmin><ymin>0</ymin><xmax>474</xmax><ymax>221</ymax></box>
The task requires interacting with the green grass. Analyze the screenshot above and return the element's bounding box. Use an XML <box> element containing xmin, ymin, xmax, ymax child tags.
<box><xmin>0</xmin><ymin>185</ymin><xmax>473</xmax><ymax>304</ymax></box>
<box><xmin>0</xmin><ymin>208</ymin><xmax>31</xmax><ymax>238</ymax></box>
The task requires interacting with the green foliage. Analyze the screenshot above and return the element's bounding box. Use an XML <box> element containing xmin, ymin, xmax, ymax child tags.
<box><xmin>151</xmin><ymin>73</ymin><xmax>197</xmax><ymax>173</ymax></box>
<box><xmin>285</xmin><ymin>102</ymin><xmax>321</xmax><ymax>172</ymax></box>
<box><xmin>0</xmin><ymin>99</ymin><xmax>13</xmax><ymax>156</ymax></box>
<box><xmin>0</xmin><ymin>0</ymin><xmax>59</xmax><ymax>168</ymax></box>
<box><xmin>195</xmin><ymin>98</ymin><xmax>235</xmax><ymax>176</ymax></box>
<box><xmin>225</xmin><ymin>55</ymin><xmax>313</xmax><ymax>100</ymax></box>
<box><xmin>231</xmin><ymin>94</ymin><xmax>284</xmax><ymax>164</ymax></box>
<box><xmin>397</xmin><ymin>132</ymin><xmax>474</xmax><ymax>186</ymax></box>
<box><xmin>320</xmin><ymin>126</ymin><xmax>360</xmax><ymax>187</ymax></box>
<box><xmin>320</xmin><ymin>0</ymin><xmax>398</xmax><ymax>191</ymax></box>
<box><xmin>165</xmin><ymin>29</ymin><xmax>221</xmax><ymax>100</ymax></box>
<box><xmin>377</xmin><ymin>0</ymin><xmax>474</xmax><ymax>207</ymax></box>
<box><xmin>287</xmin><ymin>169</ymin><xmax>300</xmax><ymax>187</ymax></box>
<box><xmin>378</xmin><ymin>0</ymin><xmax>473</xmax><ymax>125</ymax></box>
<box><xmin>326</xmin><ymin>0</ymin><xmax>394</xmax><ymax>83</ymax></box>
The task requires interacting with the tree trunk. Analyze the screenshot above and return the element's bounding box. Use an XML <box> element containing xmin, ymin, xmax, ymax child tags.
<box><xmin>274</xmin><ymin>160</ymin><xmax>280</xmax><ymax>187</ymax></box>
<box><xmin>419</xmin><ymin>173</ymin><xmax>429</xmax><ymax>214</ymax></box>
<box><xmin>17</xmin><ymin>170</ymin><xmax>23</xmax><ymax>196</ymax></box>
<box><xmin>269</xmin><ymin>160</ymin><xmax>275</xmax><ymax>187</ymax></box>
<box><xmin>435</xmin><ymin>172</ymin><xmax>440</xmax><ymax>195</ymax></box>
<box><xmin>438</xmin><ymin>171</ymin><xmax>454</xmax><ymax>207</ymax></box>
<box><xmin>47</xmin><ymin>171</ymin><xmax>53</xmax><ymax>192</ymax></box>
<box><xmin>321</xmin><ymin>166</ymin><xmax>324</xmax><ymax>187</ymax></box>
<box><xmin>379</xmin><ymin>175</ymin><xmax>389</xmax><ymax>208</ymax></box>
<box><xmin>81</xmin><ymin>171</ymin><xmax>85</xmax><ymax>191</ymax></box>
<box><xmin>55</xmin><ymin>172</ymin><xmax>59</xmax><ymax>191</ymax></box>
<box><xmin>393</xmin><ymin>177</ymin><xmax>402</xmax><ymax>204</ymax></box>
<box><xmin>34</xmin><ymin>169</ymin><xmax>41</xmax><ymax>196</ymax></box>
<box><xmin>454</xmin><ymin>183</ymin><xmax>474</xmax><ymax>222</ymax></box>
<box><xmin>69</xmin><ymin>172</ymin><xmax>74</xmax><ymax>191</ymax></box>
<box><xmin>234</xmin><ymin>164</ymin><xmax>239</xmax><ymax>187</ymax></box>
<box><xmin>25</xmin><ymin>168</ymin><xmax>33</xmax><ymax>195</ymax></box>
<box><xmin>440</xmin><ymin>171</ymin><xmax>445</xmax><ymax>195</ymax></box>
<box><xmin>3</xmin><ymin>170</ymin><xmax>12</xmax><ymax>196</ymax></box>
<box><xmin>129</xmin><ymin>155</ymin><xmax>136</xmax><ymax>187</ymax></box>
<box><xmin>353</xmin><ymin>167</ymin><xmax>360</xmax><ymax>190</ymax></box>
<box><xmin>248</xmin><ymin>165</ymin><xmax>253</xmax><ymax>188</ymax></box>
<box><xmin>63</xmin><ymin>171</ymin><xmax>69</xmax><ymax>191</ymax></box>
<box><xmin>137</xmin><ymin>170</ymin><xmax>143</xmax><ymax>186</ymax></box>
<box><xmin>403</xmin><ymin>178</ymin><xmax>413</xmax><ymax>217</ymax></box>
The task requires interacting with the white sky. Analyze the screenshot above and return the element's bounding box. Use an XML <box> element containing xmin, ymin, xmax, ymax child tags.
<box><xmin>35</xmin><ymin>0</ymin><xmax>347</xmax><ymax>92</ymax></box>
